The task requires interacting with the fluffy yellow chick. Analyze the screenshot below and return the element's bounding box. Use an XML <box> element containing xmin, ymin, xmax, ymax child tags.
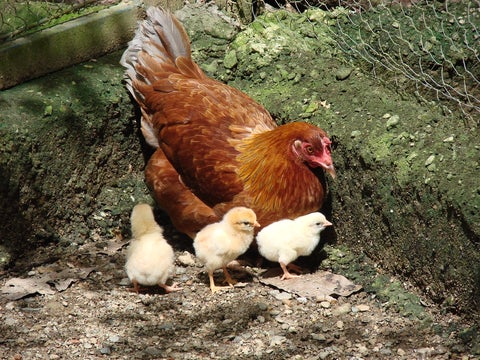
<box><xmin>256</xmin><ymin>212</ymin><xmax>332</xmax><ymax>280</ymax></box>
<box><xmin>193</xmin><ymin>207</ymin><xmax>260</xmax><ymax>293</ymax></box>
<box><xmin>125</xmin><ymin>204</ymin><xmax>181</xmax><ymax>294</ymax></box>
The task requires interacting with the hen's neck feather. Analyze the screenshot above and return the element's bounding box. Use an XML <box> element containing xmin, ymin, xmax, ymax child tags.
<box><xmin>236</xmin><ymin>123</ymin><xmax>325</xmax><ymax>218</ymax></box>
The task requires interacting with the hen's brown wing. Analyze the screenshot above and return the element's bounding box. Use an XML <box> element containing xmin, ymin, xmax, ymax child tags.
<box><xmin>146</xmin><ymin>75</ymin><xmax>276</xmax><ymax>206</ymax></box>
<box><xmin>145</xmin><ymin>148</ymin><xmax>219</xmax><ymax>237</ymax></box>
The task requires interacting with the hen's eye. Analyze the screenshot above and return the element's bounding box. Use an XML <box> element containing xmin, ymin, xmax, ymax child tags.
<box><xmin>306</xmin><ymin>146</ymin><xmax>314</xmax><ymax>154</ymax></box>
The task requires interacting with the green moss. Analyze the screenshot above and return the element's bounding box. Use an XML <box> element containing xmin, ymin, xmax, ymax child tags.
<box><xmin>228</xmin><ymin>9</ymin><xmax>338</xmax><ymax>73</ymax></box>
<box><xmin>370</xmin><ymin>275</ymin><xmax>428</xmax><ymax>320</ymax></box>
<box><xmin>322</xmin><ymin>245</ymin><xmax>429</xmax><ymax>321</ymax></box>
<box><xmin>363</xmin><ymin>133</ymin><xmax>396</xmax><ymax>163</ymax></box>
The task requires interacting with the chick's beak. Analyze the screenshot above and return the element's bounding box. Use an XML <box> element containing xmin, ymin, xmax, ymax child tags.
<box><xmin>324</xmin><ymin>220</ymin><xmax>333</xmax><ymax>227</ymax></box>
<box><xmin>254</xmin><ymin>221</ymin><xmax>261</xmax><ymax>227</ymax></box>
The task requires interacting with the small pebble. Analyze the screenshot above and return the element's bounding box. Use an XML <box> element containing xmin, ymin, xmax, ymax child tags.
<box><xmin>4</xmin><ymin>316</ymin><xmax>18</xmax><ymax>326</ymax></box>
<box><xmin>311</xmin><ymin>333</ymin><xmax>327</xmax><ymax>342</ymax></box>
<box><xmin>270</xmin><ymin>290</ymin><xmax>292</xmax><ymax>301</ymax></box>
<box><xmin>416</xmin><ymin>347</ymin><xmax>434</xmax><ymax>356</ymax></box>
<box><xmin>100</xmin><ymin>346</ymin><xmax>111</xmax><ymax>355</ymax></box>
<box><xmin>335</xmin><ymin>67</ymin><xmax>353</xmax><ymax>81</ymax></box>
<box><xmin>351</xmin><ymin>130</ymin><xmax>362</xmax><ymax>138</ymax></box>
<box><xmin>380</xmin><ymin>348</ymin><xmax>392</xmax><ymax>355</ymax></box>
<box><xmin>357</xmin><ymin>344</ymin><xmax>369</xmax><ymax>355</ymax></box>
<box><xmin>357</xmin><ymin>304</ymin><xmax>370</xmax><ymax>312</ymax></box>
<box><xmin>425</xmin><ymin>155</ymin><xmax>435</xmax><ymax>166</ymax></box>
<box><xmin>144</xmin><ymin>346</ymin><xmax>163</xmax><ymax>356</ymax></box>
<box><xmin>386</xmin><ymin>114</ymin><xmax>399</xmax><ymax>130</ymax></box>
<box><xmin>332</xmin><ymin>303</ymin><xmax>352</xmax><ymax>316</ymax></box>
<box><xmin>177</xmin><ymin>252</ymin><xmax>196</xmax><ymax>266</ymax></box>
<box><xmin>319</xmin><ymin>351</ymin><xmax>330</xmax><ymax>359</ymax></box>
<box><xmin>297</xmin><ymin>297</ymin><xmax>308</xmax><ymax>304</ymax></box>
<box><xmin>320</xmin><ymin>301</ymin><xmax>331</xmax><ymax>309</ymax></box>
<box><xmin>257</xmin><ymin>302</ymin><xmax>268</xmax><ymax>311</ymax></box>
<box><xmin>119</xmin><ymin>277</ymin><xmax>130</xmax><ymax>286</ymax></box>
<box><xmin>287</xmin><ymin>326</ymin><xmax>297</xmax><ymax>334</ymax></box>
<box><xmin>269</xmin><ymin>335</ymin><xmax>286</xmax><ymax>346</ymax></box>
<box><xmin>108</xmin><ymin>335</ymin><xmax>120</xmax><ymax>343</ymax></box>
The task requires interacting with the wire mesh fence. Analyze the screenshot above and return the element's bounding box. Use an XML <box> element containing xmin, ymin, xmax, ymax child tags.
<box><xmin>328</xmin><ymin>0</ymin><xmax>480</xmax><ymax>125</ymax></box>
<box><xmin>0</xmin><ymin>0</ymin><xmax>120</xmax><ymax>42</ymax></box>
<box><xmin>261</xmin><ymin>0</ymin><xmax>479</xmax><ymax>125</ymax></box>
<box><xmin>1</xmin><ymin>0</ymin><xmax>478</xmax><ymax>123</ymax></box>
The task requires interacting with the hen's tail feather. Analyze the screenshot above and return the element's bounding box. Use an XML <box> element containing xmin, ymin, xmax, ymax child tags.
<box><xmin>120</xmin><ymin>7</ymin><xmax>205</xmax><ymax>104</ymax></box>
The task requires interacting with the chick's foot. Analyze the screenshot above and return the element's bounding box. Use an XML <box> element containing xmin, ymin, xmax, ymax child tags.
<box><xmin>160</xmin><ymin>283</ymin><xmax>183</xmax><ymax>293</ymax></box>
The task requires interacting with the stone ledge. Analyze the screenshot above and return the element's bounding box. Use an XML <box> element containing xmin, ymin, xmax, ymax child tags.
<box><xmin>0</xmin><ymin>2</ymin><xmax>142</xmax><ymax>90</ymax></box>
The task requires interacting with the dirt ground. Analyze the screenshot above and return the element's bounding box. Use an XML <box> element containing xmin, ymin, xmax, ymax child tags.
<box><xmin>0</xmin><ymin>229</ymin><xmax>478</xmax><ymax>359</ymax></box>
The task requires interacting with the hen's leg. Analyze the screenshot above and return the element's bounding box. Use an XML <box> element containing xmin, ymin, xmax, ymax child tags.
<box><xmin>145</xmin><ymin>149</ymin><xmax>219</xmax><ymax>238</ymax></box>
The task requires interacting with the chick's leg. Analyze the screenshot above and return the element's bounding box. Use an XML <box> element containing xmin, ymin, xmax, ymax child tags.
<box><xmin>159</xmin><ymin>283</ymin><xmax>182</xmax><ymax>293</ymax></box>
<box><xmin>287</xmin><ymin>263</ymin><xmax>305</xmax><ymax>275</ymax></box>
<box><xmin>280</xmin><ymin>262</ymin><xmax>300</xmax><ymax>280</ymax></box>
<box><xmin>131</xmin><ymin>280</ymin><xmax>140</xmax><ymax>293</ymax></box>
<box><xmin>222</xmin><ymin>266</ymin><xmax>238</xmax><ymax>287</ymax></box>
<box><xmin>208</xmin><ymin>271</ymin><xmax>230</xmax><ymax>293</ymax></box>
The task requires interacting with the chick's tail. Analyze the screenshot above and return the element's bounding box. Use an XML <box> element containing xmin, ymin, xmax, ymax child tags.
<box><xmin>130</xmin><ymin>203</ymin><xmax>162</xmax><ymax>239</ymax></box>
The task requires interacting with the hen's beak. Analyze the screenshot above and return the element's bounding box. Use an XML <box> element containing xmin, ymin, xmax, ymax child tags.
<box><xmin>325</xmin><ymin>165</ymin><xmax>336</xmax><ymax>179</ymax></box>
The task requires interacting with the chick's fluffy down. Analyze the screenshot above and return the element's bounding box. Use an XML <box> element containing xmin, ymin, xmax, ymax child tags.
<box><xmin>194</xmin><ymin>227</ymin><xmax>246</xmax><ymax>272</ymax></box>
<box><xmin>193</xmin><ymin>207</ymin><xmax>258</xmax><ymax>272</ymax></box>
<box><xmin>125</xmin><ymin>231</ymin><xmax>175</xmax><ymax>286</ymax></box>
<box><xmin>256</xmin><ymin>212</ymin><xmax>331</xmax><ymax>266</ymax></box>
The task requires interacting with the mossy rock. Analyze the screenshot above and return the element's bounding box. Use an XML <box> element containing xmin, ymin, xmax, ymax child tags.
<box><xmin>212</xmin><ymin>9</ymin><xmax>479</xmax><ymax>319</ymax></box>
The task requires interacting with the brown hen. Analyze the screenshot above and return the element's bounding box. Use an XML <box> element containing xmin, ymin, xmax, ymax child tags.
<box><xmin>120</xmin><ymin>7</ymin><xmax>335</xmax><ymax>238</ymax></box>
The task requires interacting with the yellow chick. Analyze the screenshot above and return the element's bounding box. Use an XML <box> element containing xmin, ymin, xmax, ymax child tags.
<box><xmin>193</xmin><ymin>207</ymin><xmax>260</xmax><ymax>293</ymax></box>
<box><xmin>256</xmin><ymin>212</ymin><xmax>332</xmax><ymax>280</ymax></box>
<box><xmin>125</xmin><ymin>204</ymin><xmax>181</xmax><ymax>294</ymax></box>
